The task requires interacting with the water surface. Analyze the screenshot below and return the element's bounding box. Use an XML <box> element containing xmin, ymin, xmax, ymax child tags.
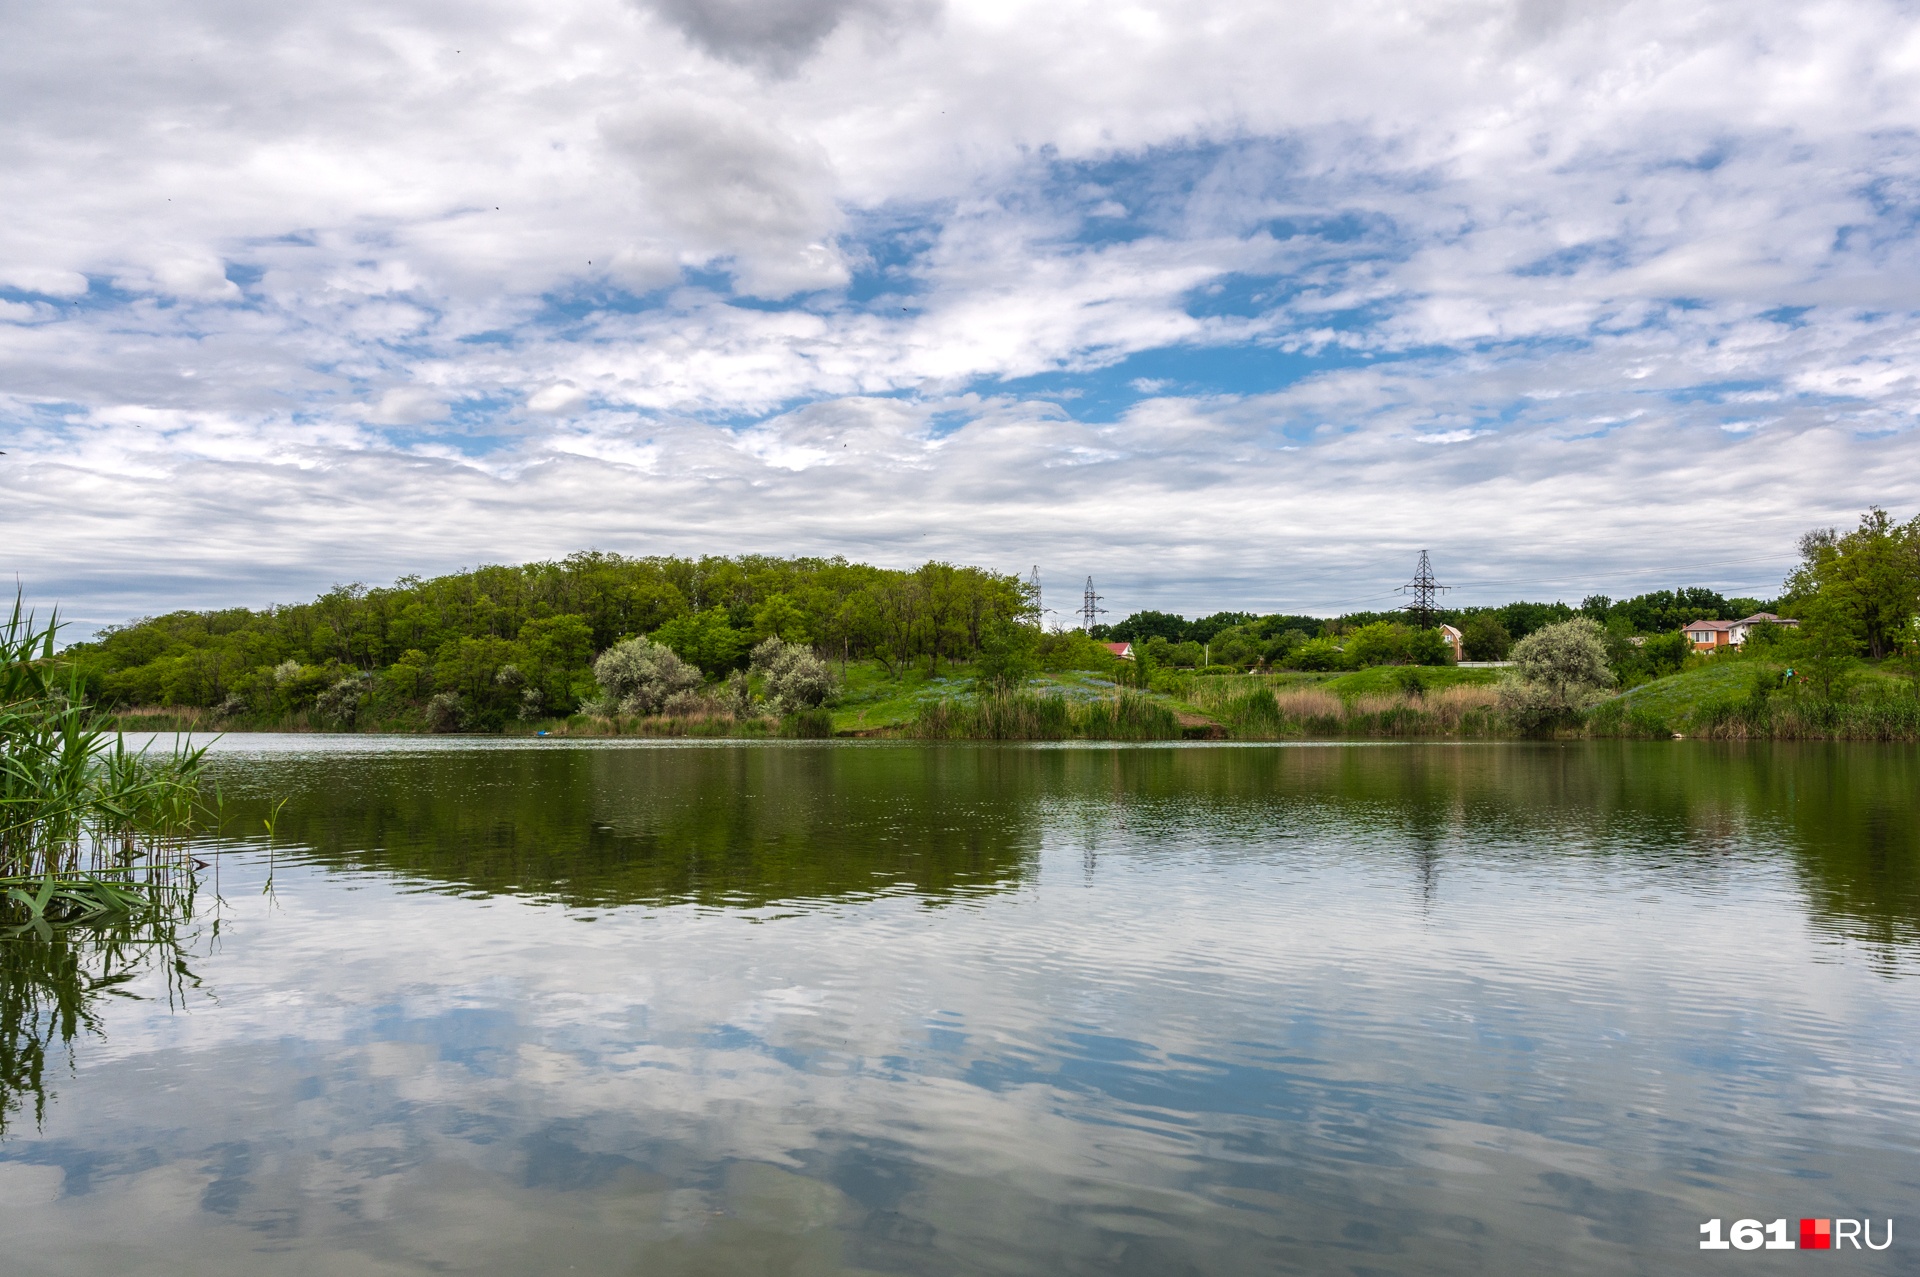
<box><xmin>1</xmin><ymin>739</ymin><xmax>1915</xmax><ymax>1274</ymax></box>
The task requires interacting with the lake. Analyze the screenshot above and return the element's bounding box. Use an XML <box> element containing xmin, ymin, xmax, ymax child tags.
<box><xmin>1</xmin><ymin>738</ymin><xmax>1915</xmax><ymax>1274</ymax></box>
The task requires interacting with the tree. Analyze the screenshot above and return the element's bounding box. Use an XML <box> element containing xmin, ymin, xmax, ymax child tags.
<box><xmin>1461</xmin><ymin>613</ymin><xmax>1512</xmax><ymax>661</ymax></box>
<box><xmin>1288</xmin><ymin>638</ymin><xmax>1345</xmax><ymax>671</ymax></box>
<box><xmin>591</xmin><ymin>637</ymin><xmax>702</xmax><ymax>716</ymax></box>
<box><xmin>1640</xmin><ymin>631</ymin><xmax>1689</xmax><ymax>678</ymax></box>
<box><xmin>1109</xmin><ymin>610</ymin><xmax>1189</xmax><ymax>643</ymax></box>
<box><xmin>1785</xmin><ymin>507</ymin><xmax>1920</xmax><ymax>660</ymax></box>
<box><xmin>972</xmin><ymin>618</ymin><xmax>1038</xmax><ymax>690</ymax></box>
<box><xmin>1780</xmin><ymin>594</ymin><xmax>1859</xmax><ymax>706</ymax></box>
<box><xmin>751</xmin><ymin>593</ymin><xmax>810</xmax><ymax>643</ymax></box>
<box><xmin>1406</xmin><ymin>627</ymin><xmax>1453</xmax><ymax>666</ymax></box>
<box><xmin>1498</xmin><ymin>617</ymin><xmax>1613</xmax><ymax>728</ymax></box>
<box><xmin>652</xmin><ymin>608</ymin><xmax>749</xmax><ymax>674</ymax></box>
<box><xmin>1344</xmin><ymin>622</ymin><xmax>1411</xmax><ymax>667</ymax></box>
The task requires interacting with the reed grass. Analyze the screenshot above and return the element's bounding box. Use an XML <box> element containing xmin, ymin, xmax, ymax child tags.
<box><xmin>1</xmin><ymin>598</ymin><xmax>208</xmax><ymax>923</ymax></box>
<box><xmin>910</xmin><ymin>691</ymin><xmax>1180</xmax><ymax>740</ymax></box>
<box><xmin>1190</xmin><ymin>680</ymin><xmax>1505</xmax><ymax>738</ymax></box>
<box><xmin>1683</xmin><ymin>692</ymin><xmax>1920</xmax><ymax>741</ymax></box>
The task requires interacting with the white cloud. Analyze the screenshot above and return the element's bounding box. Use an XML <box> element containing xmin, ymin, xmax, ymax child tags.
<box><xmin>2</xmin><ymin>0</ymin><xmax>1919</xmax><ymax>623</ymax></box>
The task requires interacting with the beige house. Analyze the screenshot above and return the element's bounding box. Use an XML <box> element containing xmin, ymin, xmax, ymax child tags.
<box><xmin>1438</xmin><ymin>624</ymin><xmax>1464</xmax><ymax>662</ymax></box>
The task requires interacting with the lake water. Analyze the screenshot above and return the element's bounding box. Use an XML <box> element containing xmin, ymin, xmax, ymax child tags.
<box><xmin>1</xmin><ymin>738</ymin><xmax>1916</xmax><ymax>1274</ymax></box>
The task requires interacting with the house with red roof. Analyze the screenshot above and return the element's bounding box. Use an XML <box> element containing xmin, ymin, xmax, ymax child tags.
<box><xmin>1102</xmin><ymin>641</ymin><xmax>1134</xmax><ymax>660</ymax></box>
<box><xmin>1682</xmin><ymin>613</ymin><xmax>1798</xmax><ymax>652</ymax></box>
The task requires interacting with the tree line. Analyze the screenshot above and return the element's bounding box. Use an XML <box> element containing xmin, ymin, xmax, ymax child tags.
<box><xmin>65</xmin><ymin>554</ymin><xmax>1026</xmax><ymax>730</ymax></box>
<box><xmin>1091</xmin><ymin>586</ymin><xmax>1781</xmax><ymax>678</ymax></box>
<box><xmin>55</xmin><ymin>507</ymin><xmax>1920</xmax><ymax>731</ymax></box>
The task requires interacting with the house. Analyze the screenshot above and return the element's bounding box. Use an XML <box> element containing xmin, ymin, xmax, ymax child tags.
<box><xmin>1102</xmin><ymin>641</ymin><xmax>1134</xmax><ymax>660</ymax></box>
<box><xmin>1438</xmin><ymin>623</ymin><xmax>1464</xmax><ymax>662</ymax></box>
<box><xmin>1682</xmin><ymin>613</ymin><xmax>1799</xmax><ymax>652</ymax></box>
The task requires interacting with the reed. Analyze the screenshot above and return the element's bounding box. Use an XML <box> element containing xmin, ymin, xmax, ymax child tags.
<box><xmin>1196</xmin><ymin>680</ymin><xmax>1505</xmax><ymax>739</ymax></box>
<box><xmin>910</xmin><ymin>691</ymin><xmax>1180</xmax><ymax>741</ymax></box>
<box><xmin>1684</xmin><ymin>691</ymin><xmax>1920</xmax><ymax>741</ymax></box>
<box><xmin>0</xmin><ymin>598</ymin><xmax>208</xmax><ymax>922</ymax></box>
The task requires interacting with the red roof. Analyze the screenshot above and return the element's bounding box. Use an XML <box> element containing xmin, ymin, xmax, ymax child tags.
<box><xmin>1102</xmin><ymin>641</ymin><xmax>1133</xmax><ymax>658</ymax></box>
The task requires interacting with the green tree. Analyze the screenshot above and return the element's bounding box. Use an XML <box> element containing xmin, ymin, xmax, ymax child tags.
<box><xmin>1345</xmin><ymin>622</ymin><xmax>1412</xmax><ymax>667</ymax></box>
<box><xmin>751</xmin><ymin>593</ymin><xmax>810</xmax><ymax>643</ymax></box>
<box><xmin>973</xmin><ymin>618</ymin><xmax>1038</xmax><ymax>690</ymax></box>
<box><xmin>1785</xmin><ymin>507</ymin><xmax>1920</xmax><ymax>659</ymax></box>
<box><xmin>1640</xmin><ymin>630</ymin><xmax>1689</xmax><ymax>678</ymax></box>
<box><xmin>1405</xmin><ymin>628</ymin><xmax>1450</xmax><ymax>666</ymax></box>
<box><xmin>1781</xmin><ymin>595</ymin><xmax>1859</xmax><ymax>706</ymax></box>
<box><xmin>1461</xmin><ymin>613</ymin><xmax>1513</xmax><ymax>661</ymax></box>
<box><xmin>653</xmin><ymin>609</ymin><xmax>749</xmax><ymax>674</ymax></box>
<box><xmin>1288</xmin><ymin>637</ymin><xmax>1345</xmax><ymax>671</ymax></box>
<box><xmin>1499</xmin><ymin>617</ymin><xmax>1613</xmax><ymax>728</ymax></box>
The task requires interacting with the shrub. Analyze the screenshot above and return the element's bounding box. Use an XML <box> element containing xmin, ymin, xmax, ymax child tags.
<box><xmin>425</xmin><ymin>691</ymin><xmax>467</xmax><ymax>733</ymax></box>
<box><xmin>314</xmin><ymin>673</ymin><xmax>369</xmax><ymax>728</ymax></box>
<box><xmin>750</xmin><ymin>638</ymin><xmax>835</xmax><ymax>712</ymax></box>
<box><xmin>1499</xmin><ymin>617</ymin><xmax>1613</xmax><ymax>729</ymax></box>
<box><xmin>781</xmin><ymin>707</ymin><xmax>836</xmax><ymax>738</ymax></box>
<box><xmin>592</xmin><ymin>636</ymin><xmax>702</xmax><ymax>716</ymax></box>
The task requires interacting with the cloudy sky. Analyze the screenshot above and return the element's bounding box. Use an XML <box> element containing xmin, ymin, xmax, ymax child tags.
<box><xmin>4</xmin><ymin>0</ymin><xmax>1920</xmax><ymax>628</ymax></box>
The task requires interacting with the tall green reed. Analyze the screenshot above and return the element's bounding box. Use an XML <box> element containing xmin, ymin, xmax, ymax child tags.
<box><xmin>0</xmin><ymin>596</ymin><xmax>208</xmax><ymax>909</ymax></box>
<box><xmin>911</xmin><ymin>691</ymin><xmax>1179</xmax><ymax>741</ymax></box>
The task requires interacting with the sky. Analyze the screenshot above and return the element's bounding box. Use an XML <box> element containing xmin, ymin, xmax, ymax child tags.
<box><xmin>4</xmin><ymin>0</ymin><xmax>1920</xmax><ymax>631</ymax></box>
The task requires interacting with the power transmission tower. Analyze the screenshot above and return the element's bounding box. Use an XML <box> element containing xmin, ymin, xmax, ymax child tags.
<box><xmin>1027</xmin><ymin>565</ymin><xmax>1049</xmax><ymax>628</ymax></box>
<box><xmin>1399</xmin><ymin>550</ymin><xmax>1449</xmax><ymax>628</ymax></box>
<box><xmin>1080</xmin><ymin>575</ymin><xmax>1107</xmax><ymax>634</ymax></box>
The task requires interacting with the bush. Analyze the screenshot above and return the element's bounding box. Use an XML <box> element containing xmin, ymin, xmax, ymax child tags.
<box><xmin>750</xmin><ymin>638</ymin><xmax>835</xmax><ymax>712</ymax></box>
<box><xmin>592</xmin><ymin>637</ymin><xmax>702</xmax><ymax>715</ymax></box>
<box><xmin>780</xmin><ymin>707</ymin><xmax>836</xmax><ymax>738</ymax></box>
<box><xmin>314</xmin><ymin>673</ymin><xmax>370</xmax><ymax>728</ymax></box>
<box><xmin>425</xmin><ymin>691</ymin><xmax>467</xmax><ymax>732</ymax></box>
<box><xmin>1499</xmin><ymin>617</ymin><xmax>1613</xmax><ymax>729</ymax></box>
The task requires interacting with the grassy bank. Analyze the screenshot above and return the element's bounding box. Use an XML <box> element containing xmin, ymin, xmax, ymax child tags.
<box><xmin>101</xmin><ymin>655</ymin><xmax>1920</xmax><ymax>743</ymax></box>
<box><xmin>1593</xmin><ymin>660</ymin><xmax>1920</xmax><ymax>740</ymax></box>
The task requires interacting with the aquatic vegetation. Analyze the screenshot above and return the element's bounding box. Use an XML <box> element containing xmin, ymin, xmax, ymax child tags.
<box><xmin>0</xmin><ymin>598</ymin><xmax>208</xmax><ymax>905</ymax></box>
<box><xmin>910</xmin><ymin>691</ymin><xmax>1180</xmax><ymax>740</ymax></box>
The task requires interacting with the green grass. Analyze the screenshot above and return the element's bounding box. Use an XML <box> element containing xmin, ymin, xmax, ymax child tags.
<box><xmin>829</xmin><ymin>661</ymin><xmax>1152</xmax><ymax>734</ymax></box>
<box><xmin>1596</xmin><ymin>655</ymin><xmax>1920</xmax><ymax>738</ymax></box>
<box><xmin>1607</xmin><ymin>659</ymin><xmax>1763</xmax><ymax>729</ymax></box>
<box><xmin>1323</xmin><ymin>666</ymin><xmax>1500</xmax><ymax>698</ymax></box>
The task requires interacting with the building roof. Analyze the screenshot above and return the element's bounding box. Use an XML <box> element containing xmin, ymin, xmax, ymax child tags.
<box><xmin>1683</xmin><ymin>614</ymin><xmax>1798</xmax><ymax>633</ymax></box>
<box><xmin>1102</xmin><ymin>641</ymin><xmax>1133</xmax><ymax>658</ymax></box>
